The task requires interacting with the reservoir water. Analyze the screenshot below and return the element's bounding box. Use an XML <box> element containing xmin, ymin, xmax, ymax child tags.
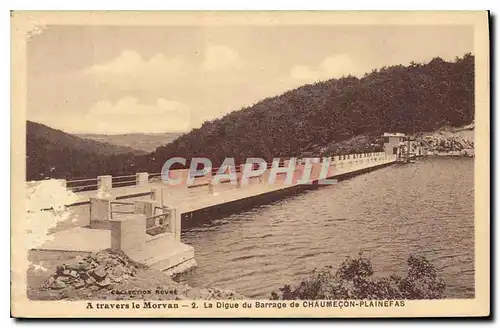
<box><xmin>179</xmin><ymin>157</ymin><xmax>474</xmax><ymax>299</ymax></box>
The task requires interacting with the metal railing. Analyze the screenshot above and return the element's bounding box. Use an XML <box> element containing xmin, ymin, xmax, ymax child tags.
<box><xmin>66</xmin><ymin>177</ymin><xmax>98</xmax><ymax>192</ymax></box>
<box><xmin>146</xmin><ymin>212</ymin><xmax>170</xmax><ymax>236</ymax></box>
<box><xmin>107</xmin><ymin>200</ymin><xmax>170</xmax><ymax>236</ymax></box>
<box><xmin>112</xmin><ymin>174</ymin><xmax>137</xmax><ymax>188</ymax></box>
<box><xmin>109</xmin><ymin>201</ymin><xmax>136</xmax><ymax>219</ymax></box>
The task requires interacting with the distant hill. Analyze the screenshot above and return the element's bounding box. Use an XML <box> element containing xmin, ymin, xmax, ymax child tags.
<box><xmin>28</xmin><ymin>121</ymin><xmax>141</xmax><ymax>156</ymax></box>
<box><xmin>26</xmin><ymin>121</ymin><xmax>142</xmax><ymax>180</ymax></box>
<box><xmin>76</xmin><ymin>133</ymin><xmax>182</xmax><ymax>153</ymax></box>
<box><xmin>144</xmin><ymin>54</ymin><xmax>474</xmax><ymax>172</ymax></box>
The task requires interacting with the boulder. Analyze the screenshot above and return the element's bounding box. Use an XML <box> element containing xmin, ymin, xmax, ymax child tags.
<box><xmin>79</xmin><ymin>271</ymin><xmax>90</xmax><ymax>280</ymax></box>
<box><xmin>90</xmin><ymin>266</ymin><xmax>107</xmax><ymax>281</ymax></box>
<box><xmin>85</xmin><ymin>277</ymin><xmax>96</xmax><ymax>286</ymax></box>
<box><xmin>56</xmin><ymin>265</ymin><xmax>65</xmax><ymax>275</ymax></box>
<box><xmin>58</xmin><ymin>276</ymin><xmax>70</xmax><ymax>282</ymax></box>
<box><xmin>41</xmin><ymin>250</ymin><xmax>148</xmax><ymax>295</ymax></box>
<box><xmin>66</xmin><ymin>259</ymin><xmax>91</xmax><ymax>271</ymax></box>
<box><xmin>46</xmin><ymin>276</ymin><xmax>55</xmax><ymax>286</ymax></box>
<box><xmin>111</xmin><ymin>264</ymin><xmax>126</xmax><ymax>277</ymax></box>
<box><xmin>74</xmin><ymin>280</ymin><xmax>85</xmax><ymax>289</ymax></box>
<box><xmin>110</xmin><ymin>275</ymin><xmax>122</xmax><ymax>283</ymax></box>
<box><xmin>96</xmin><ymin>277</ymin><xmax>111</xmax><ymax>288</ymax></box>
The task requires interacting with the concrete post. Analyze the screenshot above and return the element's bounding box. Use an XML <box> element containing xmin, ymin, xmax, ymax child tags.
<box><xmin>151</xmin><ymin>188</ymin><xmax>164</xmax><ymax>207</ymax></box>
<box><xmin>110</xmin><ymin>214</ymin><xmax>147</xmax><ymax>252</ymax></box>
<box><xmin>97</xmin><ymin>175</ymin><xmax>112</xmax><ymax>191</ymax></box>
<box><xmin>261</xmin><ymin>169</ymin><xmax>270</xmax><ymax>185</ymax></box>
<box><xmin>237</xmin><ymin>164</ymin><xmax>245</xmax><ymax>188</ymax></box>
<box><xmin>136</xmin><ymin>172</ymin><xmax>149</xmax><ymax>186</ymax></box>
<box><xmin>89</xmin><ymin>197</ymin><xmax>112</xmax><ymax>230</ymax></box>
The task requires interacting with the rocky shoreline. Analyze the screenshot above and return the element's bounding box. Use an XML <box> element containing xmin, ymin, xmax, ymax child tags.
<box><xmin>28</xmin><ymin>249</ymin><xmax>244</xmax><ymax>301</ymax></box>
<box><xmin>416</xmin><ymin>124</ymin><xmax>474</xmax><ymax>157</ymax></box>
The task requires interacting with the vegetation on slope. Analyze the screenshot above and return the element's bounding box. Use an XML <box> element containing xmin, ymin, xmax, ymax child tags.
<box><xmin>270</xmin><ymin>254</ymin><xmax>446</xmax><ymax>300</ymax></box>
<box><xmin>146</xmin><ymin>54</ymin><xmax>474</xmax><ymax>171</ymax></box>
<box><xmin>26</xmin><ymin>121</ymin><xmax>141</xmax><ymax>180</ymax></box>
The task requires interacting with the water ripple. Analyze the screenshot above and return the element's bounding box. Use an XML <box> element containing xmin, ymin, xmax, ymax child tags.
<box><xmin>179</xmin><ymin>158</ymin><xmax>474</xmax><ymax>299</ymax></box>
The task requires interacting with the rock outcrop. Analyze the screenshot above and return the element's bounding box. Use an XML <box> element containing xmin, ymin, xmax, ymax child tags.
<box><xmin>416</xmin><ymin>123</ymin><xmax>474</xmax><ymax>156</ymax></box>
<box><xmin>29</xmin><ymin>249</ymin><xmax>243</xmax><ymax>301</ymax></box>
<box><xmin>39</xmin><ymin>249</ymin><xmax>146</xmax><ymax>293</ymax></box>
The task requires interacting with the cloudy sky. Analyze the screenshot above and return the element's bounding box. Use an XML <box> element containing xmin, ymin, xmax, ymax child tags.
<box><xmin>27</xmin><ymin>24</ymin><xmax>473</xmax><ymax>134</ymax></box>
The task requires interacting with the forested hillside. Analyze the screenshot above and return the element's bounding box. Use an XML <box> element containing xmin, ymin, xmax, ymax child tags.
<box><xmin>145</xmin><ymin>54</ymin><xmax>474</xmax><ymax>171</ymax></box>
<box><xmin>27</xmin><ymin>54</ymin><xmax>474</xmax><ymax>180</ymax></box>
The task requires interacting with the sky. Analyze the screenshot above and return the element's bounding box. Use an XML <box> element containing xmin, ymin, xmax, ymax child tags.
<box><xmin>26</xmin><ymin>24</ymin><xmax>473</xmax><ymax>134</ymax></box>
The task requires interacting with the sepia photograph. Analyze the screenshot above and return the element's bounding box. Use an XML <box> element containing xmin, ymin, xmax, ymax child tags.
<box><xmin>10</xmin><ymin>11</ymin><xmax>490</xmax><ymax>318</ymax></box>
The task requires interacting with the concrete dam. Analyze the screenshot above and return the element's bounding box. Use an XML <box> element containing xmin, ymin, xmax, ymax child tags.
<box><xmin>30</xmin><ymin>152</ymin><xmax>398</xmax><ymax>274</ymax></box>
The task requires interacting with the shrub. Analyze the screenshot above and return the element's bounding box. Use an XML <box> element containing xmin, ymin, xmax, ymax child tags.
<box><xmin>270</xmin><ymin>254</ymin><xmax>445</xmax><ymax>300</ymax></box>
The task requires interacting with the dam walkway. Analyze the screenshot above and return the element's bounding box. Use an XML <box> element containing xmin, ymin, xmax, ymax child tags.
<box><xmin>30</xmin><ymin>152</ymin><xmax>397</xmax><ymax>273</ymax></box>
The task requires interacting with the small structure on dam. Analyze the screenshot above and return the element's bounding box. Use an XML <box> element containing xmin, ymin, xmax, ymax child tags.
<box><xmin>38</xmin><ymin>194</ymin><xmax>196</xmax><ymax>275</ymax></box>
<box><xmin>382</xmin><ymin>132</ymin><xmax>406</xmax><ymax>156</ymax></box>
<box><xmin>382</xmin><ymin>132</ymin><xmax>424</xmax><ymax>163</ymax></box>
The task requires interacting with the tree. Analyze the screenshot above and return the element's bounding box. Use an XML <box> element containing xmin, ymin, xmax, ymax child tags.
<box><xmin>270</xmin><ymin>254</ymin><xmax>446</xmax><ymax>300</ymax></box>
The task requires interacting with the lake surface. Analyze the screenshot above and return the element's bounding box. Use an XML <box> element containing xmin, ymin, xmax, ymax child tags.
<box><xmin>178</xmin><ymin>157</ymin><xmax>474</xmax><ymax>299</ymax></box>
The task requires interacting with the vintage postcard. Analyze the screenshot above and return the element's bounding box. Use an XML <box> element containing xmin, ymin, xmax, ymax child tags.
<box><xmin>11</xmin><ymin>11</ymin><xmax>490</xmax><ymax>318</ymax></box>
